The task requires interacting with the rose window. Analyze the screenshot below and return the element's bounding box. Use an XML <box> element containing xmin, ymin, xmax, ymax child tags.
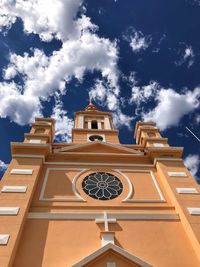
<box><xmin>82</xmin><ymin>172</ymin><xmax>123</xmax><ymax>200</ymax></box>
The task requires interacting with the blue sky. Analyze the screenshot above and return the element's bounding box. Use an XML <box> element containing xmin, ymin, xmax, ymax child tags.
<box><xmin>0</xmin><ymin>0</ymin><xmax>199</xmax><ymax>182</ymax></box>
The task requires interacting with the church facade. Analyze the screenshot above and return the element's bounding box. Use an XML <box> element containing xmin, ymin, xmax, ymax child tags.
<box><xmin>0</xmin><ymin>103</ymin><xmax>200</xmax><ymax>266</ymax></box>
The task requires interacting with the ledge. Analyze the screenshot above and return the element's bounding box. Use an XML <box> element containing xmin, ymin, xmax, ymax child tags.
<box><xmin>11</xmin><ymin>142</ymin><xmax>51</xmax><ymax>156</ymax></box>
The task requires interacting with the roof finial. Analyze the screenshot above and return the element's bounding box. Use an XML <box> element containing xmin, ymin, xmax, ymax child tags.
<box><xmin>84</xmin><ymin>100</ymin><xmax>98</xmax><ymax>112</ymax></box>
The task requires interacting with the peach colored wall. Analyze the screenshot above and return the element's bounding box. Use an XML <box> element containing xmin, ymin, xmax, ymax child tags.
<box><xmin>30</xmin><ymin>167</ymin><xmax>171</xmax><ymax>209</ymax></box>
<box><xmin>156</xmin><ymin>160</ymin><xmax>200</xmax><ymax>260</ymax></box>
<box><xmin>72</xmin><ymin>131</ymin><xmax>119</xmax><ymax>144</ymax></box>
<box><xmin>13</xmin><ymin>219</ymin><xmax>199</xmax><ymax>267</ymax></box>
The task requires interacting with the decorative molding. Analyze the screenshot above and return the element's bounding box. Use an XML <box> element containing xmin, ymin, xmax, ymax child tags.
<box><xmin>72</xmin><ymin>243</ymin><xmax>154</xmax><ymax>267</ymax></box>
<box><xmin>12</xmin><ymin>155</ymin><xmax>183</xmax><ymax>168</ymax></box>
<box><xmin>154</xmin><ymin>158</ymin><xmax>182</xmax><ymax>164</ymax></box>
<box><xmin>54</xmin><ymin>141</ymin><xmax>143</xmax><ymax>155</ymax></box>
<box><xmin>176</xmin><ymin>188</ymin><xmax>198</xmax><ymax>194</ymax></box>
<box><xmin>11</xmin><ymin>142</ymin><xmax>50</xmax><ymax>147</ymax></box>
<box><xmin>10</xmin><ymin>169</ymin><xmax>33</xmax><ymax>175</ymax></box>
<box><xmin>27</xmin><ymin>212</ymin><xmax>179</xmax><ymax>220</ymax></box>
<box><xmin>168</xmin><ymin>172</ymin><xmax>187</xmax><ymax>177</ymax></box>
<box><xmin>13</xmin><ymin>154</ymin><xmax>45</xmax><ymax>161</ymax></box>
<box><xmin>114</xmin><ymin>169</ymin><xmax>133</xmax><ymax>201</ymax></box>
<box><xmin>71</xmin><ymin>169</ymin><xmax>88</xmax><ymax>202</ymax></box>
<box><xmin>187</xmin><ymin>208</ymin><xmax>200</xmax><ymax>215</ymax></box>
<box><xmin>34</xmin><ymin>121</ymin><xmax>52</xmax><ymax>125</ymax></box>
<box><xmin>39</xmin><ymin>168</ymin><xmax>86</xmax><ymax>202</ymax></box>
<box><xmin>40</xmin><ymin>167</ymin><xmax>165</xmax><ymax>204</ymax></box>
<box><xmin>13</xmin><ymin>154</ymin><xmax>156</xmax><ymax>167</ymax></box>
<box><xmin>0</xmin><ymin>235</ymin><xmax>10</xmax><ymax>245</ymax></box>
<box><xmin>115</xmin><ymin>169</ymin><xmax>165</xmax><ymax>203</ymax></box>
<box><xmin>0</xmin><ymin>207</ymin><xmax>19</xmax><ymax>215</ymax></box>
<box><xmin>1</xmin><ymin>186</ymin><xmax>27</xmax><ymax>193</ymax></box>
<box><xmin>45</xmin><ymin>161</ymin><xmax>152</xmax><ymax>167</ymax></box>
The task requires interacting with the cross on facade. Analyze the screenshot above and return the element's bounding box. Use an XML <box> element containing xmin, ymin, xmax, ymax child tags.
<box><xmin>95</xmin><ymin>211</ymin><xmax>117</xmax><ymax>232</ymax></box>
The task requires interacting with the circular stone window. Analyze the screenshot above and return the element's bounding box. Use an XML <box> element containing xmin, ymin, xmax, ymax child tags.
<box><xmin>82</xmin><ymin>172</ymin><xmax>123</xmax><ymax>200</ymax></box>
<box><xmin>89</xmin><ymin>135</ymin><xmax>103</xmax><ymax>141</ymax></box>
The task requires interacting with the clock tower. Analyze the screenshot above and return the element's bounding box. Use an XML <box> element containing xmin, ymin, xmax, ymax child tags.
<box><xmin>0</xmin><ymin>103</ymin><xmax>200</xmax><ymax>267</ymax></box>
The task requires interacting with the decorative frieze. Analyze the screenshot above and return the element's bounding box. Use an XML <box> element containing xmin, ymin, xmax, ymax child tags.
<box><xmin>168</xmin><ymin>172</ymin><xmax>187</xmax><ymax>177</ymax></box>
<box><xmin>0</xmin><ymin>235</ymin><xmax>10</xmax><ymax>245</ymax></box>
<box><xmin>10</xmin><ymin>169</ymin><xmax>33</xmax><ymax>175</ymax></box>
<box><xmin>0</xmin><ymin>207</ymin><xmax>20</xmax><ymax>215</ymax></box>
<box><xmin>187</xmin><ymin>208</ymin><xmax>200</xmax><ymax>215</ymax></box>
<box><xmin>1</xmin><ymin>186</ymin><xmax>27</xmax><ymax>193</ymax></box>
<box><xmin>176</xmin><ymin>188</ymin><xmax>198</xmax><ymax>194</ymax></box>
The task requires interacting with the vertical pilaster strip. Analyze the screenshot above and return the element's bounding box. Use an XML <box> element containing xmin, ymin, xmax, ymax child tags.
<box><xmin>78</xmin><ymin>115</ymin><xmax>84</xmax><ymax>129</ymax></box>
<box><xmin>156</xmin><ymin>159</ymin><xmax>200</xmax><ymax>261</ymax></box>
<box><xmin>0</xmin><ymin>157</ymin><xmax>43</xmax><ymax>267</ymax></box>
<box><xmin>97</xmin><ymin>121</ymin><xmax>102</xmax><ymax>129</ymax></box>
<box><xmin>104</xmin><ymin>116</ymin><xmax>111</xmax><ymax>129</ymax></box>
<box><xmin>88</xmin><ymin>121</ymin><xmax>92</xmax><ymax>129</ymax></box>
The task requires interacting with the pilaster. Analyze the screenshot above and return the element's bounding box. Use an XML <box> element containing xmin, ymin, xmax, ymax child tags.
<box><xmin>156</xmin><ymin>158</ymin><xmax>200</xmax><ymax>261</ymax></box>
<box><xmin>0</xmin><ymin>156</ymin><xmax>43</xmax><ymax>267</ymax></box>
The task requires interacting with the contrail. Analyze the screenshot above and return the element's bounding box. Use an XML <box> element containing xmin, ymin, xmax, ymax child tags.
<box><xmin>186</xmin><ymin>127</ymin><xmax>200</xmax><ymax>143</ymax></box>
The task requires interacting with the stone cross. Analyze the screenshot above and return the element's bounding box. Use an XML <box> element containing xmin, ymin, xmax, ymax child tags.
<box><xmin>95</xmin><ymin>211</ymin><xmax>117</xmax><ymax>232</ymax></box>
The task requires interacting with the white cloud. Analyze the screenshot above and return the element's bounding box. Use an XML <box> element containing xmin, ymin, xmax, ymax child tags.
<box><xmin>0</xmin><ymin>160</ymin><xmax>8</xmax><ymax>172</ymax></box>
<box><xmin>4</xmin><ymin>32</ymin><xmax>118</xmax><ymax>99</ymax></box>
<box><xmin>0</xmin><ymin>0</ymin><xmax>119</xmax><ymax>130</ymax></box>
<box><xmin>130</xmin><ymin>81</ymin><xmax>159</xmax><ymax>106</ymax></box>
<box><xmin>184</xmin><ymin>154</ymin><xmax>200</xmax><ymax>177</ymax></box>
<box><xmin>89</xmin><ymin>79</ymin><xmax>107</xmax><ymax>102</ymax></box>
<box><xmin>128</xmin><ymin>31</ymin><xmax>151</xmax><ymax>53</ymax></box>
<box><xmin>142</xmin><ymin>87</ymin><xmax>200</xmax><ymax>130</ymax></box>
<box><xmin>176</xmin><ymin>46</ymin><xmax>195</xmax><ymax>68</ymax></box>
<box><xmin>112</xmin><ymin>110</ymin><xmax>133</xmax><ymax>129</ymax></box>
<box><xmin>89</xmin><ymin>79</ymin><xmax>119</xmax><ymax>111</ymax></box>
<box><xmin>0</xmin><ymin>0</ymin><xmax>89</xmax><ymax>41</ymax></box>
<box><xmin>51</xmin><ymin>95</ymin><xmax>74</xmax><ymax>142</ymax></box>
<box><xmin>0</xmin><ymin>82</ymin><xmax>41</xmax><ymax>125</ymax></box>
<box><xmin>89</xmin><ymin>79</ymin><xmax>133</xmax><ymax>128</ymax></box>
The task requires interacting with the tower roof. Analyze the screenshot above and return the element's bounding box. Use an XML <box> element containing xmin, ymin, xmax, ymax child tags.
<box><xmin>84</xmin><ymin>101</ymin><xmax>99</xmax><ymax>112</ymax></box>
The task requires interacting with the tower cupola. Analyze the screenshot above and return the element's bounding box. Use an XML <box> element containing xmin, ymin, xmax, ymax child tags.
<box><xmin>72</xmin><ymin>102</ymin><xmax>119</xmax><ymax>144</ymax></box>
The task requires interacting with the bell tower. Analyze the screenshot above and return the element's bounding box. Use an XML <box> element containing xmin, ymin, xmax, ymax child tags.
<box><xmin>72</xmin><ymin>102</ymin><xmax>119</xmax><ymax>144</ymax></box>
